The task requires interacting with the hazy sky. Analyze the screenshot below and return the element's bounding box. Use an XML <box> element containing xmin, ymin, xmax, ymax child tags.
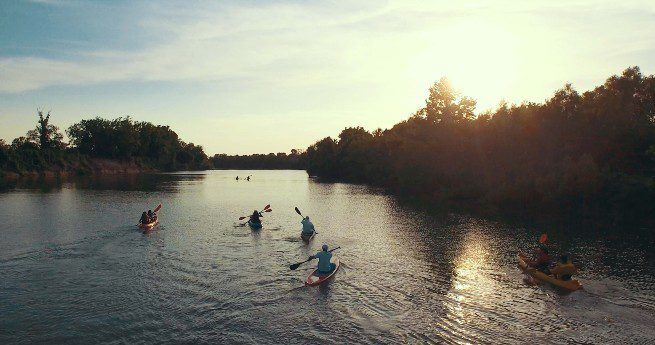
<box><xmin>1</xmin><ymin>0</ymin><xmax>654</xmax><ymax>154</ymax></box>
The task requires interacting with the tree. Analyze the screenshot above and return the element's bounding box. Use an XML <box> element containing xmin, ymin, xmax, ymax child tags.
<box><xmin>303</xmin><ymin>67</ymin><xmax>655</xmax><ymax>224</ymax></box>
<box><xmin>424</xmin><ymin>77</ymin><xmax>477</xmax><ymax>125</ymax></box>
<box><xmin>26</xmin><ymin>110</ymin><xmax>64</xmax><ymax>150</ymax></box>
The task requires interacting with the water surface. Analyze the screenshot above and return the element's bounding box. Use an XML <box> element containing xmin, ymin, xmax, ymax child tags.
<box><xmin>1</xmin><ymin>170</ymin><xmax>654</xmax><ymax>344</ymax></box>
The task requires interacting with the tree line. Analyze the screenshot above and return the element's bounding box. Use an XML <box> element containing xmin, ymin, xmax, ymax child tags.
<box><xmin>211</xmin><ymin>150</ymin><xmax>305</xmax><ymax>170</ymax></box>
<box><xmin>304</xmin><ymin>67</ymin><xmax>655</xmax><ymax>223</ymax></box>
<box><xmin>0</xmin><ymin>114</ymin><xmax>211</xmax><ymax>174</ymax></box>
<box><xmin>3</xmin><ymin>67</ymin><xmax>654</xmax><ymax>223</ymax></box>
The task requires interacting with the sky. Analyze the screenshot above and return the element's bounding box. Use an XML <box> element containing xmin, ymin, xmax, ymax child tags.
<box><xmin>1</xmin><ymin>0</ymin><xmax>654</xmax><ymax>155</ymax></box>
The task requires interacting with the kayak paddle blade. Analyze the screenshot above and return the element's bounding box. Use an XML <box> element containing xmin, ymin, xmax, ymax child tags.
<box><xmin>238</xmin><ymin>216</ymin><xmax>247</xmax><ymax>220</ymax></box>
<box><xmin>264</xmin><ymin>208</ymin><xmax>272</xmax><ymax>212</ymax></box>
<box><xmin>263</xmin><ymin>204</ymin><xmax>271</xmax><ymax>210</ymax></box>
<box><xmin>295</xmin><ymin>207</ymin><xmax>302</xmax><ymax>216</ymax></box>
<box><xmin>154</xmin><ymin>204</ymin><xmax>162</xmax><ymax>213</ymax></box>
<box><xmin>290</xmin><ymin>263</ymin><xmax>301</xmax><ymax>270</ymax></box>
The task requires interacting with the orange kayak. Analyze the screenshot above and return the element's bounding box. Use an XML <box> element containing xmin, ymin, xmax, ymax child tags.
<box><xmin>518</xmin><ymin>254</ymin><xmax>582</xmax><ymax>291</ymax></box>
<box><xmin>305</xmin><ymin>258</ymin><xmax>340</xmax><ymax>286</ymax></box>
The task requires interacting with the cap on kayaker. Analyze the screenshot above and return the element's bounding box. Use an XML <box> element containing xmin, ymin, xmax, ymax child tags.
<box><xmin>322</xmin><ymin>244</ymin><xmax>328</xmax><ymax>251</ymax></box>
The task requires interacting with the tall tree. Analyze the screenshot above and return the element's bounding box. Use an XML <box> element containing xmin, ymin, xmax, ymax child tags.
<box><xmin>425</xmin><ymin>77</ymin><xmax>476</xmax><ymax>125</ymax></box>
<box><xmin>26</xmin><ymin>110</ymin><xmax>64</xmax><ymax>150</ymax></box>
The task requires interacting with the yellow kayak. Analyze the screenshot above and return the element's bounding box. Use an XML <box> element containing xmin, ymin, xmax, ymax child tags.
<box><xmin>518</xmin><ymin>254</ymin><xmax>582</xmax><ymax>291</ymax></box>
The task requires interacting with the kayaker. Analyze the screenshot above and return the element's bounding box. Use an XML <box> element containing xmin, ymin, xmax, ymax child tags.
<box><xmin>524</xmin><ymin>245</ymin><xmax>552</xmax><ymax>273</ymax></box>
<box><xmin>236</xmin><ymin>176</ymin><xmax>239</xmax><ymax>181</ymax></box>
<box><xmin>551</xmin><ymin>254</ymin><xmax>577</xmax><ymax>281</ymax></box>
<box><xmin>246</xmin><ymin>176</ymin><xmax>251</xmax><ymax>181</ymax></box>
<box><xmin>250</xmin><ymin>210</ymin><xmax>262</xmax><ymax>224</ymax></box>
<box><xmin>139</xmin><ymin>212</ymin><xmax>149</xmax><ymax>224</ymax></box>
<box><xmin>148</xmin><ymin>210</ymin><xmax>157</xmax><ymax>222</ymax></box>
<box><xmin>309</xmin><ymin>244</ymin><xmax>335</xmax><ymax>275</ymax></box>
<box><xmin>301</xmin><ymin>216</ymin><xmax>315</xmax><ymax>235</ymax></box>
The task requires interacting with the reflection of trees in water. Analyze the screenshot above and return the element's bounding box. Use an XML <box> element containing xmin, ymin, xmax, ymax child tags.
<box><xmin>0</xmin><ymin>173</ymin><xmax>206</xmax><ymax>192</ymax></box>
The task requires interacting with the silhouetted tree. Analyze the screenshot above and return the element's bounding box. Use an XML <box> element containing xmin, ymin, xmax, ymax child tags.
<box><xmin>26</xmin><ymin>110</ymin><xmax>64</xmax><ymax>150</ymax></box>
<box><xmin>304</xmin><ymin>67</ymin><xmax>655</xmax><ymax>223</ymax></box>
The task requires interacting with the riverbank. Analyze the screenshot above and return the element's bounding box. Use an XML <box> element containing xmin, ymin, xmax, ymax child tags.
<box><xmin>1</xmin><ymin>158</ymin><xmax>158</xmax><ymax>181</ymax></box>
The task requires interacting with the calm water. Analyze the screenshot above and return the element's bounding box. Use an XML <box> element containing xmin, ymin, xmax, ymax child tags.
<box><xmin>1</xmin><ymin>170</ymin><xmax>654</xmax><ymax>344</ymax></box>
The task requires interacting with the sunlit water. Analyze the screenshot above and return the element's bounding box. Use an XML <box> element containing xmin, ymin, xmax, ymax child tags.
<box><xmin>1</xmin><ymin>170</ymin><xmax>654</xmax><ymax>344</ymax></box>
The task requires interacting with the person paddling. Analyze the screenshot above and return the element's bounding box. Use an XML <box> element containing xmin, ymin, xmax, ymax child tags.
<box><xmin>551</xmin><ymin>254</ymin><xmax>577</xmax><ymax>281</ymax></box>
<box><xmin>139</xmin><ymin>211</ymin><xmax>149</xmax><ymax>225</ymax></box>
<box><xmin>524</xmin><ymin>244</ymin><xmax>552</xmax><ymax>274</ymax></box>
<box><xmin>147</xmin><ymin>209</ymin><xmax>157</xmax><ymax>222</ymax></box>
<box><xmin>250</xmin><ymin>210</ymin><xmax>262</xmax><ymax>224</ymax></box>
<box><xmin>309</xmin><ymin>244</ymin><xmax>336</xmax><ymax>275</ymax></box>
<box><xmin>301</xmin><ymin>216</ymin><xmax>315</xmax><ymax>236</ymax></box>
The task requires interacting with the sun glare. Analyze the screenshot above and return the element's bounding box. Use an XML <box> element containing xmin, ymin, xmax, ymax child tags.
<box><xmin>412</xmin><ymin>20</ymin><xmax>520</xmax><ymax>110</ymax></box>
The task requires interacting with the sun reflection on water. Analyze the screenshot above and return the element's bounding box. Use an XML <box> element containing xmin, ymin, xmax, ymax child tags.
<box><xmin>439</xmin><ymin>226</ymin><xmax>508</xmax><ymax>342</ymax></box>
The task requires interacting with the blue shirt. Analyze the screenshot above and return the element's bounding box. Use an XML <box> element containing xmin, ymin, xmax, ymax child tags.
<box><xmin>301</xmin><ymin>218</ymin><xmax>315</xmax><ymax>234</ymax></box>
<box><xmin>313</xmin><ymin>250</ymin><xmax>332</xmax><ymax>272</ymax></box>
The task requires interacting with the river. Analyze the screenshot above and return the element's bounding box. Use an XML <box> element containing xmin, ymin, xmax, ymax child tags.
<box><xmin>1</xmin><ymin>170</ymin><xmax>654</xmax><ymax>344</ymax></box>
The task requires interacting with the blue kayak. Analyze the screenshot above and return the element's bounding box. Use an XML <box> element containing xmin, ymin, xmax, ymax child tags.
<box><xmin>248</xmin><ymin>220</ymin><xmax>262</xmax><ymax>229</ymax></box>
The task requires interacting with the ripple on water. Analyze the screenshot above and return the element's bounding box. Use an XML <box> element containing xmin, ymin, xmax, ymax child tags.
<box><xmin>1</xmin><ymin>171</ymin><xmax>655</xmax><ymax>344</ymax></box>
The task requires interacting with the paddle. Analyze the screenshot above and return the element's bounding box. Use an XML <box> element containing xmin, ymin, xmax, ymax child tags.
<box><xmin>289</xmin><ymin>246</ymin><xmax>340</xmax><ymax>270</ymax></box>
<box><xmin>238</xmin><ymin>208</ymin><xmax>272</xmax><ymax>221</ymax></box>
<box><xmin>296</xmin><ymin>206</ymin><xmax>318</xmax><ymax>234</ymax></box>
<box><xmin>539</xmin><ymin>233</ymin><xmax>548</xmax><ymax>244</ymax></box>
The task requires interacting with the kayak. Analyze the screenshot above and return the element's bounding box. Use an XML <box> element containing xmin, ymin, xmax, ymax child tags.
<box><xmin>139</xmin><ymin>220</ymin><xmax>158</xmax><ymax>231</ymax></box>
<box><xmin>300</xmin><ymin>232</ymin><xmax>315</xmax><ymax>242</ymax></box>
<box><xmin>518</xmin><ymin>254</ymin><xmax>582</xmax><ymax>291</ymax></box>
<box><xmin>139</xmin><ymin>204</ymin><xmax>161</xmax><ymax>232</ymax></box>
<box><xmin>305</xmin><ymin>258</ymin><xmax>340</xmax><ymax>286</ymax></box>
<box><xmin>248</xmin><ymin>220</ymin><xmax>262</xmax><ymax>229</ymax></box>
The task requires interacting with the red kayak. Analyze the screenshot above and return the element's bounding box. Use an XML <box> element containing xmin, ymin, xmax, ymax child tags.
<box><xmin>305</xmin><ymin>258</ymin><xmax>340</xmax><ymax>286</ymax></box>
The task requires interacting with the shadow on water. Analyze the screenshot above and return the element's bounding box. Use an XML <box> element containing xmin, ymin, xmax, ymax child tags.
<box><xmin>0</xmin><ymin>173</ymin><xmax>206</xmax><ymax>192</ymax></box>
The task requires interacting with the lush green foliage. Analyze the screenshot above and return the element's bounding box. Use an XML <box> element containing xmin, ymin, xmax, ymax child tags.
<box><xmin>305</xmin><ymin>67</ymin><xmax>655</xmax><ymax>221</ymax></box>
<box><xmin>212</xmin><ymin>150</ymin><xmax>305</xmax><ymax>169</ymax></box>
<box><xmin>67</xmin><ymin>117</ymin><xmax>210</xmax><ymax>170</ymax></box>
<box><xmin>1</xmin><ymin>115</ymin><xmax>211</xmax><ymax>174</ymax></box>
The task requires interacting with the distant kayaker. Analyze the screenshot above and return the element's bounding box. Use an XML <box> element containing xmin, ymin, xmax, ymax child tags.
<box><xmin>551</xmin><ymin>254</ymin><xmax>577</xmax><ymax>281</ymax></box>
<box><xmin>236</xmin><ymin>176</ymin><xmax>239</xmax><ymax>181</ymax></box>
<box><xmin>139</xmin><ymin>212</ymin><xmax>149</xmax><ymax>224</ymax></box>
<box><xmin>301</xmin><ymin>216</ymin><xmax>315</xmax><ymax>235</ymax></box>
<box><xmin>309</xmin><ymin>244</ymin><xmax>336</xmax><ymax>275</ymax></box>
<box><xmin>148</xmin><ymin>210</ymin><xmax>157</xmax><ymax>222</ymax></box>
<box><xmin>246</xmin><ymin>176</ymin><xmax>251</xmax><ymax>181</ymax></box>
<box><xmin>250</xmin><ymin>210</ymin><xmax>262</xmax><ymax>223</ymax></box>
<box><xmin>524</xmin><ymin>244</ymin><xmax>552</xmax><ymax>273</ymax></box>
